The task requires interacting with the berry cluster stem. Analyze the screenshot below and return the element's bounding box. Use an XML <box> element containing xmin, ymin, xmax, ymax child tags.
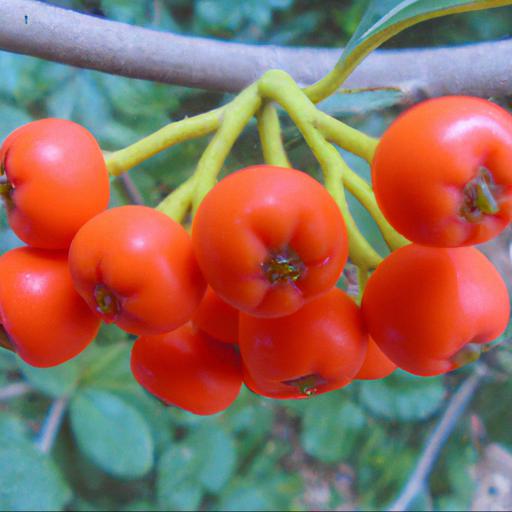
<box><xmin>105</xmin><ymin>107</ymin><xmax>223</xmax><ymax>177</ymax></box>
<box><xmin>102</xmin><ymin>67</ymin><xmax>409</xmax><ymax>276</ymax></box>
<box><xmin>258</xmin><ymin>69</ymin><xmax>383</xmax><ymax>269</ymax></box>
<box><xmin>191</xmin><ymin>83</ymin><xmax>262</xmax><ymax>213</ymax></box>
<box><xmin>257</xmin><ymin>102</ymin><xmax>291</xmax><ymax>168</ymax></box>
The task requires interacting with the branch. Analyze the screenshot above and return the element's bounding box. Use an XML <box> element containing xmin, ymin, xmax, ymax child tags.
<box><xmin>0</xmin><ymin>382</ymin><xmax>32</xmax><ymax>400</ymax></box>
<box><xmin>118</xmin><ymin>174</ymin><xmax>144</xmax><ymax>205</ymax></box>
<box><xmin>35</xmin><ymin>396</ymin><xmax>68</xmax><ymax>454</ymax></box>
<box><xmin>2</xmin><ymin>1</ymin><xmax>512</xmax><ymax>100</ymax></box>
<box><xmin>388</xmin><ymin>367</ymin><xmax>487</xmax><ymax>512</ymax></box>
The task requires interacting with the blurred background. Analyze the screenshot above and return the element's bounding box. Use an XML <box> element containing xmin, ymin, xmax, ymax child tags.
<box><xmin>1</xmin><ymin>1</ymin><xmax>512</xmax><ymax>510</ymax></box>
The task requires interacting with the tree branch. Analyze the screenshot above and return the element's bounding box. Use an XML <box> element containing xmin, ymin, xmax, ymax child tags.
<box><xmin>388</xmin><ymin>367</ymin><xmax>487</xmax><ymax>512</ymax></box>
<box><xmin>35</xmin><ymin>396</ymin><xmax>68</xmax><ymax>454</ymax></box>
<box><xmin>2</xmin><ymin>1</ymin><xmax>512</xmax><ymax>100</ymax></box>
<box><xmin>0</xmin><ymin>382</ymin><xmax>32</xmax><ymax>400</ymax></box>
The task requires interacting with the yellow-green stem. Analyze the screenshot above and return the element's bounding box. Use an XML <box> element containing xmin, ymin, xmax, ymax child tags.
<box><xmin>258</xmin><ymin>70</ymin><xmax>381</xmax><ymax>269</ymax></box>
<box><xmin>315</xmin><ymin>110</ymin><xmax>378</xmax><ymax>163</ymax></box>
<box><xmin>341</xmin><ymin>164</ymin><xmax>409</xmax><ymax>251</ymax></box>
<box><xmin>105</xmin><ymin>108</ymin><xmax>223</xmax><ymax>176</ymax></box>
<box><xmin>156</xmin><ymin>177</ymin><xmax>195</xmax><ymax>222</ymax></box>
<box><xmin>191</xmin><ymin>84</ymin><xmax>262</xmax><ymax>212</ymax></box>
<box><xmin>257</xmin><ymin>102</ymin><xmax>291</xmax><ymax>168</ymax></box>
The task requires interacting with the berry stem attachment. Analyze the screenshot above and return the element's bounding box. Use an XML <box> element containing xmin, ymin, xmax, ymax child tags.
<box><xmin>461</xmin><ymin>167</ymin><xmax>500</xmax><ymax>222</ymax></box>
<box><xmin>451</xmin><ymin>344</ymin><xmax>483</xmax><ymax>369</ymax></box>
<box><xmin>283</xmin><ymin>374</ymin><xmax>326</xmax><ymax>397</ymax></box>
<box><xmin>94</xmin><ymin>284</ymin><xmax>120</xmax><ymax>322</ymax></box>
<box><xmin>262</xmin><ymin>249</ymin><xmax>305</xmax><ymax>284</ymax></box>
<box><xmin>258</xmin><ymin>69</ymin><xmax>382</xmax><ymax>269</ymax></box>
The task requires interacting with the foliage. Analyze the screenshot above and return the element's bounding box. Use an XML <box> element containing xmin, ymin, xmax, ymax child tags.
<box><xmin>0</xmin><ymin>1</ymin><xmax>512</xmax><ymax>511</ymax></box>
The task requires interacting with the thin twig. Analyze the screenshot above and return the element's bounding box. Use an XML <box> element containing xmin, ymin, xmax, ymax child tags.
<box><xmin>388</xmin><ymin>366</ymin><xmax>488</xmax><ymax>512</ymax></box>
<box><xmin>0</xmin><ymin>382</ymin><xmax>32</xmax><ymax>400</ymax></box>
<box><xmin>119</xmin><ymin>173</ymin><xmax>144</xmax><ymax>205</ymax></box>
<box><xmin>2</xmin><ymin>1</ymin><xmax>512</xmax><ymax>99</ymax></box>
<box><xmin>35</xmin><ymin>396</ymin><xmax>69</xmax><ymax>454</ymax></box>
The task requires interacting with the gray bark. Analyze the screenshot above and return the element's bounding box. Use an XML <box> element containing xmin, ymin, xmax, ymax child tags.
<box><xmin>1</xmin><ymin>0</ymin><xmax>511</xmax><ymax>99</ymax></box>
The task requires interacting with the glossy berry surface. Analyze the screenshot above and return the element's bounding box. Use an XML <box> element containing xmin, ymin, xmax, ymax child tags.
<box><xmin>69</xmin><ymin>205</ymin><xmax>206</xmax><ymax>336</ymax></box>
<box><xmin>240</xmin><ymin>288</ymin><xmax>367</xmax><ymax>399</ymax></box>
<box><xmin>192</xmin><ymin>287</ymin><xmax>239</xmax><ymax>344</ymax></box>
<box><xmin>192</xmin><ymin>165</ymin><xmax>348</xmax><ymax>318</ymax></box>
<box><xmin>362</xmin><ymin>244</ymin><xmax>510</xmax><ymax>376</ymax></box>
<box><xmin>355</xmin><ymin>338</ymin><xmax>397</xmax><ymax>380</ymax></box>
<box><xmin>372</xmin><ymin>96</ymin><xmax>512</xmax><ymax>247</ymax></box>
<box><xmin>0</xmin><ymin>247</ymin><xmax>100</xmax><ymax>367</ymax></box>
<box><xmin>0</xmin><ymin>119</ymin><xmax>110</xmax><ymax>249</ymax></box>
<box><xmin>131</xmin><ymin>324</ymin><xmax>242</xmax><ymax>415</ymax></box>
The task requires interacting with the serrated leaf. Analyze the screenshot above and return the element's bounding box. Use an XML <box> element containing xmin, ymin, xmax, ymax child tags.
<box><xmin>70</xmin><ymin>389</ymin><xmax>154</xmax><ymax>478</ymax></box>
<box><xmin>302</xmin><ymin>394</ymin><xmax>365</xmax><ymax>463</ymax></box>
<box><xmin>19</xmin><ymin>357</ymin><xmax>80</xmax><ymax>398</ymax></box>
<box><xmin>0</xmin><ymin>441</ymin><xmax>71</xmax><ymax>511</ymax></box>
<box><xmin>359</xmin><ymin>369</ymin><xmax>445</xmax><ymax>421</ymax></box>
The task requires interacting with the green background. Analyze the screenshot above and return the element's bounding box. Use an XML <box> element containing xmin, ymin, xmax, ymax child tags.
<box><xmin>0</xmin><ymin>1</ymin><xmax>512</xmax><ymax>510</ymax></box>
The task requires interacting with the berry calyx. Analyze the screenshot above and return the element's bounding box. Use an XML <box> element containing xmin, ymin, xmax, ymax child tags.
<box><xmin>282</xmin><ymin>373</ymin><xmax>327</xmax><ymax>397</ymax></box>
<box><xmin>262</xmin><ymin>247</ymin><xmax>306</xmax><ymax>284</ymax></box>
<box><xmin>460</xmin><ymin>167</ymin><xmax>500</xmax><ymax>222</ymax></box>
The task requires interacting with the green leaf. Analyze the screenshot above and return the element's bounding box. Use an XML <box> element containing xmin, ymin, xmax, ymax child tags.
<box><xmin>357</xmin><ymin>423</ymin><xmax>416</xmax><ymax>506</ymax></box>
<box><xmin>301</xmin><ymin>394</ymin><xmax>366</xmax><ymax>463</ymax></box>
<box><xmin>157</xmin><ymin>444</ymin><xmax>204</xmax><ymax>511</ymax></box>
<box><xmin>218</xmin><ymin>481</ymin><xmax>272</xmax><ymax>511</ymax></box>
<box><xmin>0</xmin><ymin>103</ymin><xmax>32</xmax><ymax>140</ymax></box>
<box><xmin>100</xmin><ymin>0</ymin><xmax>150</xmax><ymax>25</ymax></box>
<box><xmin>46</xmin><ymin>72</ymin><xmax>112</xmax><ymax>143</ymax></box>
<box><xmin>77</xmin><ymin>343</ymin><xmax>134</xmax><ymax>392</ymax></box>
<box><xmin>0</xmin><ymin>345</ymin><xmax>18</xmax><ymax>372</ymax></box>
<box><xmin>218</xmin><ymin>469</ymin><xmax>303</xmax><ymax>511</ymax></box>
<box><xmin>340</xmin><ymin>0</ymin><xmax>510</xmax><ymax>78</ymax></box>
<box><xmin>0</xmin><ymin>441</ymin><xmax>71</xmax><ymax>511</ymax></box>
<box><xmin>191</xmin><ymin>425</ymin><xmax>237</xmax><ymax>492</ymax></box>
<box><xmin>359</xmin><ymin>370</ymin><xmax>445</xmax><ymax>421</ymax></box>
<box><xmin>0</xmin><ymin>412</ymin><xmax>30</xmax><ymax>443</ymax></box>
<box><xmin>19</xmin><ymin>357</ymin><xmax>80</xmax><ymax>398</ymax></box>
<box><xmin>157</xmin><ymin>422</ymin><xmax>236</xmax><ymax>507</ymax></box>
<box><xmin>70</xmin><ymin>389</ymin><xmax>154</xmax><ymax>478</ymax></box>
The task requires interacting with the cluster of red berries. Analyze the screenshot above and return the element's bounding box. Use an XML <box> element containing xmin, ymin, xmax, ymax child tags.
<box><xmin>0</xmin><ymin>95</ymin><xmax>510</xmax><ymax>416</ymax></box>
